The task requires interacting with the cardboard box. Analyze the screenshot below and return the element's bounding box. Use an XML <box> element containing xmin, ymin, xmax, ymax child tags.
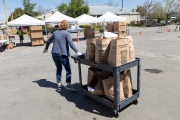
<box><xmin>108</xmin><ymin>37</ymin><xmax>129</xmax><ymax>66</ymax></box>
<box><xmin>114</xmin><ymin>22</ymin><xmax>126</xmax><ymax>32</ymax></box>
<box><xmin>95</xmin><ymin>38</ymin><xmax>112</xmax><ymax>63</ymax></box>
<box><xmin>30</xmin><ymin>26</ymin><xmax>35</xmax><ymax>31</ymax></box>
<box><xmin>85</xmin><ymin>38</ymin><xmax>97</xmax><ymax>61</ymax></box>
<box><xmin>120</xmin><ymin>36</ymin><xmax>135</xmax><ymax>61</ymax></box>
<box><xmin>84</xmin><ymin>28</ymin><xmax>95</xmax><ymax>38</ymax></box>
<box><xmin>107</xmin><ymin>23</ymin><xmax>114</xmax><ymax>32</ymax></box>
<box><xmin>102</xmin><ymin>73</ymin><xmax>125</xmax><ymax>102</ymax></box>
<box><xmin>117</xmin><ymin>31</ymin><xmax>126</xmax><ymax>37</ymax></box>
<box><xmin>30</xmin><ymin>33</ymin><xmax>36</xmax><ymax>39</ymax></box>
<box><xmin>38</xmin><ymin>26</ymin><xmax>42</xmax><ymax>30</ymax></box>
<box><xmin>30</xmin><ymin>26</ymin><xmax>42</xmax><ymax>31</ymax></box>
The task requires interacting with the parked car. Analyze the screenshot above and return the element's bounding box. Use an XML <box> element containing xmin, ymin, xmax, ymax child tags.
<box><xmin>146</xmin><ymin>22</ymin><xmax>167</xmax><ymax>27</ymax></box>
<box><xmin>67</xmin><ymin>26</ymin><xmax>83</xmax><ymax>33</ymax></box>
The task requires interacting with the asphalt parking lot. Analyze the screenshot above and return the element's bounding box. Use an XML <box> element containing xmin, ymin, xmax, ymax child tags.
<box><xmin>0</xmin><ymin>25</ymin><xmax>180</xmax><ymax>120</ymax></box>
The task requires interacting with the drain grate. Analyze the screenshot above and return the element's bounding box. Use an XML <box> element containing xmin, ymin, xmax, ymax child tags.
<box><xmin>144</xmin><ymin>69</ymin><xmax>163</xmax><ymax>74</ymax></box>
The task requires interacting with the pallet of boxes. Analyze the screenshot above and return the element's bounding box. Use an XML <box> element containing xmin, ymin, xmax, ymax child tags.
<box><xmin>29</xmin><ymin>26</ymin><xmax>44</xmax><ymax>46</ymax></box>
<box><xmin>108</xmin><ymin>22</ymin><xmax>127</xmax><ymax>37</ymax></box>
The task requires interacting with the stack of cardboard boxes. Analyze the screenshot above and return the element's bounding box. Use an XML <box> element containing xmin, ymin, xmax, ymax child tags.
<box><xmin>84</xmin><ymin>28</ymin><xmax>95</xmax><ymax>38</ymax></box>
<box><xmin>107</xmin><ymin>22</ymin><xmax>126</xmax><ymax>37</ymax></box>
<box><xmin>85</xmin><ymin>29</ymin><xmax>135</xmax><ymax>102</ymax></box>
<box><xmin>30</xmin><ymin>26</ymin><xmax>44</xmax><ymax>46</ymax></box>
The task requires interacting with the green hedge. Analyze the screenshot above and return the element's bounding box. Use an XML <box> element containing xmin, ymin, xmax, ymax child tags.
<box><xmin>79</xmin><ymin>25</ymin><xmax>92</xmax><ymax>29</ymax></box>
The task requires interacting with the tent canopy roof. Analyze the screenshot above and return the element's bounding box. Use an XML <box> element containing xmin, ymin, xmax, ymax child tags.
<box><xmin>75</xmin><ymin>14</ymin><xmax>98</xmax><ymax>24</ymax></box>
<box><xmin>97</xmin><ymin>11</ymin><xmax>126</xmax><ymax>22</ymax></box>
<box><xmin>45</xmin><ymin>11</ymin><xmax>76</xmax><ymax>23</ymax></box>
<box><xmin>7</xmin><ymin>14</ymin><xmax>45</xmax><ymax>26</ymax></box>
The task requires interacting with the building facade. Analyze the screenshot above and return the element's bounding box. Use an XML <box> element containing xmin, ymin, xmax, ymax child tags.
<box><xmin>36</xmin><ymin>5</ymin><xmax>140</xmax><ymax>24</ymax></box>
<box><xmin>88</xmin><ymin>5</ymin><xmax>140</xmax><ymax>23</ymax></box>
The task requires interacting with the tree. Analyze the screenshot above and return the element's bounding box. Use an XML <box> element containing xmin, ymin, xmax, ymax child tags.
<box><xmin>8</xmin><ymin>8</ymin><xmax>24</xmax><ymax>21</ymax></box>
<box><xmin>143</xmin><ymin>0</ymin><xmax>157</xmax><ymax>26</ymax></box>
<box><xmin>56</xmin><ymin>0</ymin><xmax>89</xmax><ymax>18</ymax></box>
<box><xmin>104</xmin><ymin>0</ymin><xmax>119</xmax><ymax>7</ymax></box>
<box><xmin>136</xmin><ymin>5</ymin><xmax>146</xmax><ymax>17</ymax></box>
<box><xmin>164</xmin><ymin>0</ymin><xmax>180</xmax><ymax>22</ymax></box>
<box><xmin>36</xmin><ymin>5</ymin><xmax>51</xmax><ymax>15</ymax></box>
<box><xmin>22</xmin><ymin>0</ymin><xmax>39</xmax><ymax>17</ymax></box>
<box><xmin>149</xmin><ymin>2</ymin><xmax>166</xmax><ymax>22</ymax></box>
<box><xmin>57</xmin><ymin>3</ymin><xmax>68</xmax><ymax>14</ymax></box>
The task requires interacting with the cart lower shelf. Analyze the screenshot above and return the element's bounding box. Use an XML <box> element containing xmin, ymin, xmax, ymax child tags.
<box><xmin>81</xmin><ymin>85</ymin><xmax>139</xmax><ymax>111</ymax></box>
<box><xmin>71</xmin><ymin>55</ymin><xmax>141</xmax><ymax>118</ymax></box>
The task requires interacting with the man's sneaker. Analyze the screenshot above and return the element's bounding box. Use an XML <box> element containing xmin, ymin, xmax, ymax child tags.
<box><xmin>65</xmin><ymin>84</ymin><xmax>77</xmax><ymax>92</ymax></box>
<box><xmin>57</xmin><ymin>84</ymin><xmax>63</xmax><ymax>90</ymax></box>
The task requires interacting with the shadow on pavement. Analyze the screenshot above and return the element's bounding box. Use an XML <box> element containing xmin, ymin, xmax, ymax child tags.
<box><xmin>16</xmin><ymin>42</ymin><xmax>32</xmax><ymax>47</ymax></box>
<box><xmin>0</xmin><ymin>48</ymin><xmax>6</xmax><ymax>52</ymax></box>
<box><xmin>32</xmin><ymin>79</ymin><xmax>57</xmax><ymax>89</ymax></box>
<box><xmin>33</xmin><ymin>79</ymin><xmax>115</xmax><ymax>118</ymax></box>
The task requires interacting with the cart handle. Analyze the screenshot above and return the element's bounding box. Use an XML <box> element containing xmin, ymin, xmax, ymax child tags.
<box><xmin>90</xmin><ymin>62</ymin><xmax>98</xmax><ymax>67</ymax></box>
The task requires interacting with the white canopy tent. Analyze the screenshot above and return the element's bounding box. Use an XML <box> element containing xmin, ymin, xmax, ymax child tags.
<box><xmin>75</xmin><ymin>14</ymin><xmax>98</xmax><ymax>24</ymax></box>
<box><xmin>96</xmin><ymin>11</ymin><xmax>126</xmax><ymax>22</ymax></box>
<box><xmin>7</xmin><ymin>14</ymin><xmax>45</xmax><ymax>26</ymax></box>
<box><xmin>45</xmin><ymin>11</ymin><xmax>76</xmax><ymax>23</ymax></box>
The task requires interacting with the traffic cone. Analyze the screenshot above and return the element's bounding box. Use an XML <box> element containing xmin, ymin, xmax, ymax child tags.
<box><xmin>140</xmin><ymin>31</ymin><xmax>142</xmax><ymax>35</ymax></box>
<box><xmin>168</xmin><ymin>27</ymin><xmax>171</xmax><ymax>32</ymax></box>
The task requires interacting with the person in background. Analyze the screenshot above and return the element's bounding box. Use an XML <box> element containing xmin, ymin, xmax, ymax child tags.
<box><xmin>2</xmin><ymin>27</ymin><xmax>8</xmax><ymax>35</ymax></box>
<box><xmin>17</xmin><ymin>27</ymin><xmax>24</xmax><ymax>45</ymax></box>
<box><xmin>43</xmin><ymin>20</ymin><xmax>82</xmax><ymax>92</ymax></box>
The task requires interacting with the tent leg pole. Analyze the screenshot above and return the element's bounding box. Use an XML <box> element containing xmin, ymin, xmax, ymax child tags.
<box><xmin>45</xmin><ymin>23</ymin><xmax>48</xmax><ymax>39</ymax></box>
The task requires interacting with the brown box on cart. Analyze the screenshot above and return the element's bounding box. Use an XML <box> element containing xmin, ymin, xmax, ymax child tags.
<box><xmin>114</xmin><ymin>22</ymin><xmax>126</xmax><ymax>32</ymax></box>
<box><xmin>120</xmin><ymin>36</ymin><xmax>135</xmax><ymax>62</ymax></box>
<box><xmin>117</xmin><ymin>31</ymin><xmax>126</xmax><ymax>37</ymax></box>
<box><xmin>102</xmin><ymin>73</ymin><xmax>125</xmax><ymax>102</ymax></box>
<box><xmin>108</xmin><ymin>37</ymin><xmax>129</xmax><ymax>66</ymax></box>
<box><xmin>85</xmin><ymin>38</ymin><xmax>97</xmax><ymax>61</ymax></box>
<box><xmin>107</xmin><ymin>23</ymin><xmax>114</xmax><ymax>32</ymax></box>
<box><xmin>84</xmin><ymin>28</ymin><xmax>94</xmax><ymax>38</ymax></box>
<box><xmin>95</xmin><ymin>38</ymin><xmax>112</xmax><ymax>63</ymax></box>
<box><xmin>122</xmin><ymin>69</ymin><xmax>133</xmax><ymax>98</ymax></box>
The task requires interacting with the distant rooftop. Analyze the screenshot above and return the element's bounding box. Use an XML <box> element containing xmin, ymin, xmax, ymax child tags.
<box><xmin>88</xmin><ymin>5</ymin><xmax>139</xmax><ymax>15</ymax></box>
<box><xmin>36</xmin><ymin>5</ymin><xmax>139</xmax><ymax>18</ymax></box>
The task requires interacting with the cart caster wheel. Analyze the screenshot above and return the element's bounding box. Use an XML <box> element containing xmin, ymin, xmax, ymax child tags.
<box><xmin>112</xmin><ymin>110</ymin><xmax>119</xmax><ymax>118</ymax></box>
<box><xmin>133</xmin><ymin>99</ymin><xmax>138</xmax><ymax>105</ymax></box>
<box><xmin>83</xmin><ymin>94</ymin><xmax>88</xmax><ymax>100</ymax></box>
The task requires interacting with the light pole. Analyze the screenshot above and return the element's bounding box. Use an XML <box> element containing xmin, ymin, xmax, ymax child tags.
<box><xmin>2</xmin><ymin>0</ymin><xmax>8</xmax><ymax>23</ymax></box>
<box><xmin>122</xmin><ymin>0</ymin><xmax>123</xmax><ymax>8</ymax></box>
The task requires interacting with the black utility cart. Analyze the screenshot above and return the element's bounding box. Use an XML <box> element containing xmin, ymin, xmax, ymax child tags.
<box><xmin>71</xmin><ymin>54</ymin><xmax>141</xmax><ymax>118</ymax></box>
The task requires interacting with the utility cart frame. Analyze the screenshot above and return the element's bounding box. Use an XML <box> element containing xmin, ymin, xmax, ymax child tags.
<box><xmin>71</xmin><ymin>55</ymin><xmax>141</xmax><ymax>117</ymax></box>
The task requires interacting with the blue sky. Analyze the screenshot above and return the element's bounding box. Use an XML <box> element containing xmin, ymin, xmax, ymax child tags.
<box><xmin>0</xmin><ymin>0</ymin><xmax>161</xmax><ymax>22</ymax></box>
